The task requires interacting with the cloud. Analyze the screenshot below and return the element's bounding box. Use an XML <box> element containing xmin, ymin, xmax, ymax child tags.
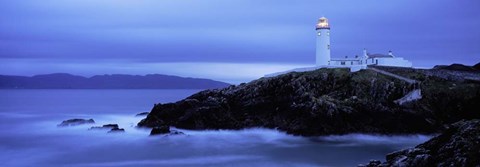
<box><xmin>0</xmin><ymin>0</ymin><xmax>479</xmax><ymax>81</ymax></box>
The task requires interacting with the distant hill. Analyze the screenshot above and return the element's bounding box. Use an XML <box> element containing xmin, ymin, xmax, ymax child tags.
<box><xmin>433</xmin><ymin>63</ymin><xmax>480</xmax><ymax>72</ymax></box>
<box><xmin>474</xmin><ymin>63</ymin><xmax>480</xmax><ymax>70</ymax></box>
<box><xmin>0</xmin><ymin>73</ymin><xmax>231</xmax><ymax>89</ymax></box>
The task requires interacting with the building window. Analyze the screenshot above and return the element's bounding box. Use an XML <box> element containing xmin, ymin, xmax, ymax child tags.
<box><xmin>327</xmin><ymin>44</ymin><xmax>330</xmax><ymax>50</ymax></box>
<box><xmin>351</xmin><ymin>61</ymin><xmax>353</xmax><ymax>65</ymax></box>
<box><xmin>341</xmin><ymin>61</ymin><xmax>345</xmax><ymax>65</ymax></box>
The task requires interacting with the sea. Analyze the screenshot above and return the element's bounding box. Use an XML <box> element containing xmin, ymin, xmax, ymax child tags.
<box><xmin>0</xmin><ymin>89</ymin><xmax>431</xmax><ymax>167</ymax></box>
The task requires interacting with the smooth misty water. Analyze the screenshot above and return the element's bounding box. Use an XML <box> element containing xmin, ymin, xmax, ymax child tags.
<box><xmin>0</xmin><ymin>89</ymin><xmax>431</xmax><ymax>167</ymax></box>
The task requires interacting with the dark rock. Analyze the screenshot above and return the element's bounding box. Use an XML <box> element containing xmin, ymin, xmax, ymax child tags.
<box><xmin>150</xmin><ymin>126</ymin><xmax>170</xmax><ymax>135</ymax></box>
<box><xmin>138</xmin><ymin>68</ymin><xmax>480</xmax><ymax>136</ymax></box>
<box><xmin>58</xmin><ymin>118</ymin><xmax>95</xmax><ymax>127</ymax></box>
<box><xmin>358</xmin><ymin>160</ymin><xmax>383</xmax><ymax>167</ymax></box>
<box><xmin>90</xmin><ymin>124</ymin><xmax>125</xmax><ymax>133</ymax></box>
<box><xmin>102</xmin><ymin>124</ymin><xmax>119</xmax><ymax>129</ymax></box>
<box><xmin>108</xmin><ymin>127</ymin><xmax>125</xmax><ymax>133</ymax></box>
<box><xmin>168</xmin><ymin>130</ymin><xmax>185</xmax><ymax>136</ymax></box>
<box><xmin>363</xmin><ymin>119</ymin><xmax>480</xmax><ymax>167</ymax></box>
<box><xmin>374</xmin><ymin>66</ymin><xmax>480</xmax><ymax>124</ymax></box>
<box><xmin>135</xmin><ymin>112</ymin><xmax>149</xmax><ymax>117</ymax></box>
<box><xmin>89</xmin><ymin>124</ymin><xmax>119</xmax><ymax>130</ymax></box>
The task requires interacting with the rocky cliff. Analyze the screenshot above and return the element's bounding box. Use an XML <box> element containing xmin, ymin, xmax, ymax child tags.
<box><xmin>373</xmin><ymin>66</ymin><xmax>480</xmax><ymax>125</ymax></box>
<box><xmin>362</xmin><ymin>119</ymin><xmax>480</xmax><ymax>167</ymax></box>
<box><xmin>138</xmin><ymin>67</ymin><xmax>480</xmax><ymax>136</ymax></box>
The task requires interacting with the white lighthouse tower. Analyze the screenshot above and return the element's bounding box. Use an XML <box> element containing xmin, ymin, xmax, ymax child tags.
<box><xmin>315</xmin><ymin>17</ymin><xmax>331</xmax><ymax>66</ymax></box>
<box><xmin>264</xmin><ymin>16</ymin><xmax>414</xmax><ymax>77</ymax></box>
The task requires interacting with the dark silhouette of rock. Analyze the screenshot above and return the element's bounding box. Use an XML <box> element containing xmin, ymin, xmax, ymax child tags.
<box><xmin>149</xmin><ymin>126</ymin><xmax>184</xmax><ymax>136</ymax></box>
<box><xmin>150</xmin><ymin>126</ymin><xmax>170</xmax><ymax>135</ymax></box>
<box><xmin>135</xmin><ymin>112</ymin><xmax>149</xmax><ymax>117</ymax></box>
<box><xmin>169</xmin><ymin>131</ymin><xmax>185</xmax><ymax>136</ymax></box>
<box><xmin>0</xmin><ymin>73</ymin><xmax>231</xmax><ymax>89</ymax></box>
<box><xmin>361</xmin><ymin>160</ymin><xmax>382</xmax><ymax>167</ymax></box>
<box><xmin>89</xmin><ymin>124</ymin><xmax>119</xmax><ymax>130</ymax></box>
<box><xmin>58</xmin><ymin>119</ymin><xmax>95</xmax><ymax>127</ymax></box>
<box><xmin>360</xmin><ymin>119</ymin><xmax>480</xmax><ymax>167</ymax></box>
<box><xmin>108</xmin><ymin>127</ymin><xmax>125</xmax><ymax>133</ymax></box>
<box><xmin>138</xmin><ymin>67</ymin><xmax>480</xmax><ymax>136</ymax></box>
<box><xmin>90</xmin><ymin>124</ymin><xmax>125</xmax><ymax>133</ymax></box>
<box><xmin>102</xmin><ymin>124</ymin><xmax>119</xmax><ymax>129</ymax></box>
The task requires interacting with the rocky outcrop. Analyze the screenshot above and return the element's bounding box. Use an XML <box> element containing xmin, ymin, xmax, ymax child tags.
<box><xmin>150</xmin><ymin>126</ymin><xmax>170</xmax><ymax>135</ymax></box>
<box><xmin>361</xmin><ymin>119</ymin><xmax>480</xmax><ymax>167</ymax></box>
<box><xmin>90</xmin><ymin>124</ymin><xmax>125</xmax><ymax>133</ymax></box>
<box><xmin>150</xmin><ymin>126</ymin><xmax>185</xmax><ymax>136</ymax></box>
<box><xmin>58</xmin><ymin>119</ymin><xmax>95</xmax><ymax>127</ymax></box>
<box><xmin>108</xmin><ymin>127</ymin><xmax>125</xmax><ymax>133</ymax></box>
<box><xmin>135</xmin><ymin>112</ymin><xmax>149</xmax><ymax>117</ymax></box>
<box><xmin>58</xmin><ymin>119</ymin><xmax>126</xmax><ymax>133</ymax></box>
<box><xmin>89</xmin><ymin>124</ymin><xmax>126</xmax><ymax>133</ymax></box>
<box><xmin>89</xmin><ymin>124</ymin><xmax>119</xmax><ymax>130</ymax></box>
<box><xmin>137</xmin><ymin>67</ymin><xmax>480</xmax><ymax>136</ymax></box>
<box><xmin>371</xmin><ymin>66</ymin><xmax>480</xmax><ymax>125</ymax></box>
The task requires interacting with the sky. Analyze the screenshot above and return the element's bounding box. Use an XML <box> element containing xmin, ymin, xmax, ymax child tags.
<box><xmin>1</xmin><ymin>0</ymin><xmax>479</xmax><ymax>83</ymax></box>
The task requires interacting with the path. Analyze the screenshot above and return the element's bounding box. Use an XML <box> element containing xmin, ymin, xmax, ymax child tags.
<box><xmin>368</xmin><ymin>67</ymin><xmax>418</xmax><ymax>84</ymax></box>
<box><xmin>368</xmin><ymin>67</ymin><xmax>422</xmax><ymax>105</ymax></box>
<box><xmin>393</xmin><ymin>89</ymin><xmax>422</xmax><ymax>105</ymax></box>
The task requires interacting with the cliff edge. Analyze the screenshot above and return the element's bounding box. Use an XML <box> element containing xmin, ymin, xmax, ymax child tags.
<box><xmin>361</xmin><ymin>119</ymin><xmax>480</xmax><ymax>167</ymax></box>
<box><xmin>138</xmin><ymin>67</ymin><xmax>480</xmax><ymax>136</ymax></box>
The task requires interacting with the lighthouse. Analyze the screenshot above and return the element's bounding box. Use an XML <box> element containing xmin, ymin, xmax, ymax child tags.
<box><xmin>265</xmin><ymin>16</ymin><xmax>414</xmax><ymax>77</ymax></box>
<box><xmin>315</xmin><ymin>17</ymin><xmax>331</xmax><ymax>66</ymax></box>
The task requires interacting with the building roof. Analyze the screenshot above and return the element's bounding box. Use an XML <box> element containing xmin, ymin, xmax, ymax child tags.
<box><xmin>367</xmin><ymin>54</ymin><xmax>394</xmax><ymax>58</ymax></box>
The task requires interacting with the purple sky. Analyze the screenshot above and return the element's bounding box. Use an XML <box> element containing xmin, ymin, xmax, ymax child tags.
<box><xmin>1</xmin><ymin>0</ymin><xmax>479</xmax><ymax>83</ymax></box>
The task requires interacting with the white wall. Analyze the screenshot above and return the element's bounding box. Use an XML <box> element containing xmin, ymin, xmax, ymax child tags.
<box><xmin>316</xmin><ymin>28</ymin><xmax>330</xmax><ymax>66</ymax></box>
<box><xmin>374</xmin><ymin>57</ymin><xmax>412</xmax><ymax>67</ymax></box>
<box><xmin>328</xmin><ymin>56</ymin><xmax>412</xmax><ymax>69</ymax></box>
<box><xmin>330</xmin><ymin>59</ymin><xmax>364</xmax><ymax>66</ymax></box>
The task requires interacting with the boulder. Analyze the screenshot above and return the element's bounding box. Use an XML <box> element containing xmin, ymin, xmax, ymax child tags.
<box><xmin>102</xmin><ymin>124</ymin><xmax>119</xmax><ymax>129</ymax></box>
<box><xmin>89</xmin><ymin>124</ymin><xmax>119</xmax><ymax>130</ymax></box>
<box><xmin>359</xmin><ymin>160</ymin><xmax>382</xmax><ymax>167</ymax></box>
<box><xmin>89</xmin><ymin>124</ymin><xmax>125</xmax><ymax>133</ymax></box>
<box><xmin>58</xmin><ymin>118</ymin><xmax>95</xmax><ymax>127</ymax></box>
<box><xmin>108</xmin><ymin>127</ymin><xmax>125</xmax><ymax>133</ymax></box>
<box><xmin>166</xmin><ymin>130</ymin><xmax>185</xmax><ymax>136</ymax></box>
<box><xmin>150</xmin><ymin>126</ymin><xmax>170</xmax><ymax>135</ymax></box>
